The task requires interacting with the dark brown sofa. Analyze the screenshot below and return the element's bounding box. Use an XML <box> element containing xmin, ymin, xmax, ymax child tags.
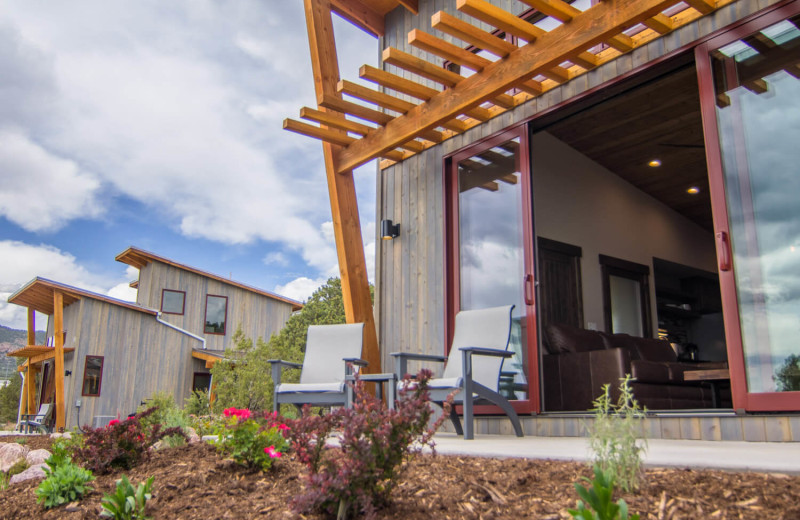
<box><xmin>542</xmin><ymin>323</ymin><xmax>729</xmax><ymax>411</ymax></box>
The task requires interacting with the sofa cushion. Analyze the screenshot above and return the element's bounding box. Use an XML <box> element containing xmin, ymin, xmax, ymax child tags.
<box><xmin>601</xmin><ymin>333</ymin><xmax>642</xmax><ymax>360</ymax></box>
<box><xmin>632</xmin><ymin>337</ymin><xmax>678</xmax><ymax>363</ymax></box>
<box><xmin>546</xmin><ymin>323</ymin><xmax>605</xmax><ymax>354</ymax></box>
<box><xmin>630</xmin><ymin>360</ymin><xmax>671</xmax><ymax>384</ymax></box>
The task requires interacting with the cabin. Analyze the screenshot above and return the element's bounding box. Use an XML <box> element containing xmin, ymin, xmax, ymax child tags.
<box><xmin>285</xmin><ymin>0</ymin><xmax>800</xmax><ymax>441</ymax></box>
<box><xmin>7</xmin><ymin>248</ymin><xmax>301</xmax><ymax>431</ymax></box>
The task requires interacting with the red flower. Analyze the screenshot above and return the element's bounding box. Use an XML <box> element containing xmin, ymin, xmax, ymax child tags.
<box><xmin>108</xmin><ymin>419</ymin><xmax>120</xmax><ymax>427</ymax></box>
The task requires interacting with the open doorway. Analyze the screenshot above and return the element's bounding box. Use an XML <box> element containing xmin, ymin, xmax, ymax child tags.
<box><xmin>533</xmin><ymin>60</ymin><xmax>731</xmax><ymax>412</ymax></box>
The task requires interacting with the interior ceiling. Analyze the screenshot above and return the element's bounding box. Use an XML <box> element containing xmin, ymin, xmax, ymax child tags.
<box><xmin>547</xmin><ymin>65</ymin><xmax>713</xmax><ymax>231</ymax></box>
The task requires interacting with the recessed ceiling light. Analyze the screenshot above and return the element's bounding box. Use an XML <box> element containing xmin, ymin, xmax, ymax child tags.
<box><xmin>648</xmin><ymin>159</ymin><xmax>662</xmax><ymax>167</ymax></box>
<box><xmin>687</xmin><ymin>186</ymin><xmax>700</xmax><ymax>195</ymax></box>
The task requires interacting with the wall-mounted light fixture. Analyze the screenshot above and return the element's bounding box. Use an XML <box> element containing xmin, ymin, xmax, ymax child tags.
<box><xmin>65</xmin><ymin>370</ymin><xmax>72</xmax><ymax>377</ymax></box>
<box><xmin>381</xmin><ymin>219</ymin><xmax>400</xmax><ymax>240</ymax></box>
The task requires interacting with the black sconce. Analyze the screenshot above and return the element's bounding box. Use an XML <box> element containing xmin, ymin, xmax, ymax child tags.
<box><xmin>381</xmin><ymin>219</ymin><xmax>399</xmax><ymax>240</ymax></box>
<box><xmin>65</xmin><ymin>370</ymin><xmax>72</xmax><ymax>377</ymax></box>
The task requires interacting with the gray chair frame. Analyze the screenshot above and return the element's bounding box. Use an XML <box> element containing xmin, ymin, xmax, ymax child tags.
<box><xmin>19</xmin><ymin>402</ymin><xmax>53</xmax><ymax>434</ymax></box>
<box><xmin>391</xmin><ymin>305</ymin><xmax>523</xmax><ymax>440</ymax></box>
<box><xmin>270</xmin><ymin>323</ymin><xmax>366</xmax><ymax>412</ymax></box>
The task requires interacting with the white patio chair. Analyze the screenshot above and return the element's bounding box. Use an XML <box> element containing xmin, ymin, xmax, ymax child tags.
<box><xmin>391</xmin><ymin>305</ymin><xmax>523</xmax><ymax>440</ymax></box>
<box><xmin>270</xmin><ymin>323</ymin><xmax>366</xmax><ymax>412</ymax></box>
<box><xmin>19</xmin><ymin>402</ymin><xmax>53</xmax><ymax>434</ymax></box>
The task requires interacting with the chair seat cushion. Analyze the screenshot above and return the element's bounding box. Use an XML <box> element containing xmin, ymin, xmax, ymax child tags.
<box><xmin>398</xmin><ymin>377</ymin><xmax>463</xmax><ymax>391</ymax></box>
<box><xmin>276</xmin><ymin>382</ymin><xmax>345</xmax><ymax>393</ymax></box>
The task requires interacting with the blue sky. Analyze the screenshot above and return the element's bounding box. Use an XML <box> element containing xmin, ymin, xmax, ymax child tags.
<box><xmin>0</xmin><ymin>1</ymin><xmax>379</xmax><ymax>329</ymax></box>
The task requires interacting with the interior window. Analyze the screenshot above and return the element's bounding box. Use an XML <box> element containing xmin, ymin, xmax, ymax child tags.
<box><xmin>204</xmin><ymin>295</ymin><xmax>228</xmax><ymax>335</ymax></box>
<box><xmin>161</xmin><ymin>289</ymin><xmax>186</xmax><ymax>315</ymax></box>
<box><xmin>82</xmin><ymin>356</ymin><xmax>104</xmax><ymax>396</ymax></box>
<box><xmin>600</xmin><ymin>255</ymin><xmax>652</xmax><ymax>337</ymax></box>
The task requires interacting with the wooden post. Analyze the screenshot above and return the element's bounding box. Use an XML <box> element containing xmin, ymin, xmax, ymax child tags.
<box><xmin>304</xmin><ymin>0</ymin><xmax>381</xmax><ymax>374</ymax></box>
<box><xmin>26</xmin><ymin>364</ymin><xmax>39</xmax><ymax>415</ymax></box>
<box><xmin>20</xmin><ymin>361</ymin><xmax>30</xmax><ymax>417</ymax></box>
<box><xmin>54</xmin><ymin>291</ymin><xmax>66</xmax><ymax>431</ymax></box>
<box><xmin>27</xmin><ymin>308</ymin><xmax>35</xmax><ymax>346</ymax></box>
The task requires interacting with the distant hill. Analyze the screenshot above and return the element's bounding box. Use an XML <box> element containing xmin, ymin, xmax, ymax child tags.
<box><xmin>0</xmin><ymin>325</ymin><xmax>46</xmax><ymax>380</ymax></box>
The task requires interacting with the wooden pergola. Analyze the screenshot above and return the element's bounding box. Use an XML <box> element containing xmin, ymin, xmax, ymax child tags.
<box><xmin>285</xmin><ymin>0</ymin><xmax>727</xmax><ymax>372</ymax></box>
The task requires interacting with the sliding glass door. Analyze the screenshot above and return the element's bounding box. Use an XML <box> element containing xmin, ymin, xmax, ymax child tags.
<box><xmin>446</xmin><ymin>126</ymin><xmax>539</xmax><ymax>413</ymax></box>
<box><xmin>697</xmin><ymin>4</ymin><xmax>800</xmax><ymax>410</ymax></box>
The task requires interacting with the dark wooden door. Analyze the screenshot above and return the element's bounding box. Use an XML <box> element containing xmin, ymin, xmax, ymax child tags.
<box><xmin>537</xmin><ymin>237</ymin><xmax>583</xmax><ymax>333</ymax></box>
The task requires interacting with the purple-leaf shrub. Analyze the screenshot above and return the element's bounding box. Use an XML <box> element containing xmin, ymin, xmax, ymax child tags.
<box><xmin>73</xmin><ymin>407</ymin><xmax>185</xmax><ymax>474</ymax></box>
<box><xmin>287</xmin><ymin>369</ymin><xmax>451</xmax><ymax>518</ymax></box>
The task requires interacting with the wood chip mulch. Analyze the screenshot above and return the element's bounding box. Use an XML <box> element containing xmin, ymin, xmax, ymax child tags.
<box><xmin>1</xmin><ymin>435</ymin><xmax>798</xmax><ymax>519</ymax></box>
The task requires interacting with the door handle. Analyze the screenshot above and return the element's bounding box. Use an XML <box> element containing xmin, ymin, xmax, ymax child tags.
<box><xmin>524</xmin><ymin>274</ymin><xmax>534</xmax><ymax>305</ymax></box>
<box><xmin>716</xmin><ymin>231</ymin><xmax>732</xmax><ymax>272</ymax></box>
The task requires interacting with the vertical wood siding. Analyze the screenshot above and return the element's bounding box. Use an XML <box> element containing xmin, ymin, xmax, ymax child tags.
<box><xmin>376</xmin><ymin>0</ymin><xmax>782</xmax><ymax>370</ymax></box>
<box><xmin>136</xmin><ymin>261</ymin><xmax>294</xmax><ymax>350</ymax></box>
<box><xmin>64</xmin><ymin>298</ymin><xmax>203</xmax><ymax>429</ymax></box>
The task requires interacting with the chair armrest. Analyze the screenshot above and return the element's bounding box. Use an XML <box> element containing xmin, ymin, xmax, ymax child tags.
<box><xmin>460</xmin><ymin>347</ymin><xmax>513</xmax><ymax>358</ymax></box>
<box><xmin>391</xmin><ymin>352</ymin><xmax>447</xmax><ymax>379</ymax></box>
<box><xmin>268</xmin><ymin>359</ymin><xmax>302</xmax><ymax>387</ymax></box>
<box><xmin>343</xmin><ymin>358</ymin><xmax>368</xmax><ymax>377</ymax></box>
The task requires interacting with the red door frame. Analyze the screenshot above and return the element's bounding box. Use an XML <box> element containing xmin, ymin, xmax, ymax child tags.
<box><xmin>444</xmin><ymin>124</ymin><xmax>540</xmax><ymax>415</ymax></box>
<box><xmin>695</xmin><ymin>0</ymin><xmax>800</xmax><ymax>412</ymax></box>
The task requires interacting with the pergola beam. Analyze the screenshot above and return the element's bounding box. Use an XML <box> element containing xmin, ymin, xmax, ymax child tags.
<box><xmin>54</xmin><ymin>291</ymin><xmax>65</xmax><ymax>431</ymax></box>
<box><xmin>335</xmin><ymin>0</ymin><xmax>679</xmax><ymax>173</ymax></box>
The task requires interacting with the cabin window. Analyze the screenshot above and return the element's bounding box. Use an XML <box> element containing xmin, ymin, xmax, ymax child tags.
<box><xmin>193</xmin><ymin>372</ymin><xmax>212</xmax><ymax>393</ymax></box>
<box><xmin>600</xmin><ymin>255</ymin><xmax>652</xmax><ymax>337</ymax></box>
<box><xmin>204</xmin><ymin>295</ymin><xmax>228</xmax><ymax>335</ymax></box>
<box><xmin>81</xmin><ymin>356</ymin><xmax>104</xmax><ymax>396</ymax></box>
<box><xmin>161</xmin><ymin>289</ymin><xmax>186</xmax><ymax>315</ymax></box>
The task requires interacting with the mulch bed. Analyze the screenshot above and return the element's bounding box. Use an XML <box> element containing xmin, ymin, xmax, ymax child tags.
<box><xmin>1</xmin><ymin>435</ymin><xmax>799</xmax><ymax>519</ymax></box>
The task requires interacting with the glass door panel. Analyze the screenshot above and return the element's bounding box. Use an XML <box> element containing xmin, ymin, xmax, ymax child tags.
<box><xmin>698</xmin><ymin>6</ymin><xmax>800</xmax><ymax>409</ymax></box>
<box><xmin>454</xmin><ymin>133</ymin><xmax>532</xmax><ymax>403</ymax></box>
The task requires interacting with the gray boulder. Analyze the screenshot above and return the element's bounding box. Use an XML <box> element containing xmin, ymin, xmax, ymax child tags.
<box><xmin>0</xmin><ymin>443</ymin><xmax>30</xmax><ymax>473</ymax></box>
<box><xmin>26</xmin><ymin>449</ymin><xmax>51</xmax><ymax>466</ymax></box>
<box><xmin>9</xmin><ymin>463</ymin><xmax>49</xmax><ymax>485</ymax></box>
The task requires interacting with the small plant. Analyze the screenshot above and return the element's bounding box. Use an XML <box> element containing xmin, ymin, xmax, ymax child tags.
<box><xmin>15</xmin><ymin>437</ymin><xmax>27</xmax><ymax>445</ymax></box>
<box><xmin>588</xmin><ymin>375</ymin><xmax>648</xmax><ymax>492</ymax></box>
<box><xmin>138</xmin><ymin>392</ymin><xmax>189</xmax><ymax>447</ymax></box>
<box><xmin>214</xmin><ymin>407</ymin><xmax>289</xmax><ymax>471</ymax></box>
<box><xmin>188</xmin><ymin>413</ymin><xmax>226</xmax><ymax>437</ymax></box>
<box><xmin>36</xmin><ymin>461</ymin><xmax>94</xmax><ymax>509</ymax></box>
<box><xmin>100</xmin><ymin>475</ymin><xmax>154</xmax><ymax>520</ymax></box>
<box><xmin>0</xmin><ymin>471</ymin><xmax>9</xmax><ymax>491</ymax></box>
<box><xmin>73</xmin><ymin>407</ymin><xmax>185</xmax><ymax>474</ymax></box>
<box><xmin>47</xmin><ymin>437</ymin><xmax>76</xmax><ymax>469</ymax></box>
<box><xmin>568</xmin><ymin>464</ymin><xmax>640</xmax><ymax>520</ymax></box>
<box><xmin>287</xmin><ymin>369</ymin><xmax>449</xmax><ymax>519</ymax></box>
<box><xmin>7</xmin><ymin>459</ymin><xmax>29</xmax><ymax>477</ymax></box>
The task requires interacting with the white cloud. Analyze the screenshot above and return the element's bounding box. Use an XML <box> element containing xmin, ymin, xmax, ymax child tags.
<box><xmin>0</xmin><ymin>241</ymin><xmax>132</xmax><ymax>329</ymax></box>
<box><xmin>106</xmin><ymin>265</ymin><xmax>139</xmax><ymax>302</ymax></box>
<box><xmin>275</xmin><ymin>276</ymin><xmax>328</xmax><ymax>303</ymax></box>
<box><xmin>263</xmin><ymin>251</ymin><xmax>289</xmax><ymax>267</ymax></box>
<box><xmin>0</xmin><ymin>129</ymin><xmax>103</xmax><ymax>232</ymax></box>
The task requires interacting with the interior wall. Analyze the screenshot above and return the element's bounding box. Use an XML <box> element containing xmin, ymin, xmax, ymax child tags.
<box><xmin>532</xmin><ymin>131</ymin><xmax>717</xmax><ymax>335</ymax></box>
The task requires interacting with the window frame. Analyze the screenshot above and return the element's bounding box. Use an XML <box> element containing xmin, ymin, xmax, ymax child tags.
<box><xmin>192</xmin><ymin>372</ymin><xmax>212</xmax><ymax>393</ymax></box>
<box><xmin>160</xmin><ymin>289</ymin><xmax>186</xmax><ymax>315</ymax></box>
<box><xmin>599</xmin><ymin>255</ymin><xmax>652</xmax><ymax>337</ymax></box>
<box><xmin>81</xmin><ymin>355</ymin><xmax>104</xmax><ymax>397</ymax></box>
<box><xmin>203</xmin><ymin>294</ymin><xmax>228</xmax><ymax>335</ymax></box>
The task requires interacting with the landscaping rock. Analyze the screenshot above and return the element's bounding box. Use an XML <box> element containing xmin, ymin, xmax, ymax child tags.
<box><xmin>9</xmin><ymin>463</ymin><xmax>48</xmax><ymax>485</ymax></box>
<box><xmin>186</xmin><ymin>427</ymin><xmax>201</xmax><ymax>444</ymax></box>
<box><xmin>26</xmin><ymin>448</ymin><xmax>51</xmax><ymax>466</ymax></box>
<box><xmin>0</xmin><ymin>443</ymin><xmax>30</xmax><ymax>472</ymax></box>
<box><xmin>50</xmin><ymin>432</ymin><xmax>72</xmax><ymax>440</ymax></box>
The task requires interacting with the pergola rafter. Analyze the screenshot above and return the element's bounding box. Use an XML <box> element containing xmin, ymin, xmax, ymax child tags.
<box><xmin>285</xmin><ymin>0</ymin><xmax>729</xmax><ymax>173</ymax></box>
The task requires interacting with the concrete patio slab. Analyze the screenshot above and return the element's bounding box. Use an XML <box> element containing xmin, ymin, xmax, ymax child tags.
<box><xmin>431</xmin><ymin>433</ymin><xmax>800</xmax><ymax>474</ymax></box>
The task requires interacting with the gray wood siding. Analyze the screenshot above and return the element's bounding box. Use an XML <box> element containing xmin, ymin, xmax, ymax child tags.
<box><xmin>63</xmin><ymin>299</ymin><xmax>202</xmax><ymax>429</ymax></box>
<box><xmin>135</xmin><ymin>261</ymin><xmax>294</xmax><ymax>350</ymax></box>
<box><xmin>376</xmin><ymin>0</ymin><xmax>782</xmax><ymax>371</ymax></box>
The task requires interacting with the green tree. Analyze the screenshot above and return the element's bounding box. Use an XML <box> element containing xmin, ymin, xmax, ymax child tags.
<box><xmin>0</xmin><ymin>362</ymin><xmax>23</xmax><ymax>425</ymax></box>
<box><xmin>210</xmin><ymin>278</ymin><xmax>372</xmax><ymax>414</ymax></box>
<box><xmin>774</xmin><ymin>354</ymin><xmax>800</xmax><ymax>392</ymax></box>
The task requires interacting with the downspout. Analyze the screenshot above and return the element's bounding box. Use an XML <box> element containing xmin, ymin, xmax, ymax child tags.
<box><xmin>155</xmin><ymin>313</ymin><xmax>206</xmax><ymax>349</ymax></box>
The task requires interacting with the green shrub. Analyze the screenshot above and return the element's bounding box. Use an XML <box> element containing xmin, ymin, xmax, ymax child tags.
<box><xmin>587</xmin><ymin>375</ymin><xmax>648</xmax><ymax>492</ymax></box>
<box><xmin>569</xmin><ymin>464</ymin><xmax>640</xmax><ymax>520</ymax></box>
<box><xmin>0</xmin><ymin>472</ymin><xmax>8</xmax><ymax>491</ymax></box>
<box><xmin>184</xmin><ymin>389</ymin><xmax>211</xmax><ymax>416</ymax></box>
<box><xmin>36</xmin><ymin>461</ymin><xmax>94</xmax><ymax>509</ymax></box>
<box><xmin>188</xmin><ymin>413</ymin><xmax>226</xmax><ymax>437</ymax></box>
<box><xmin>100</xmin><ymin>475</ymin><xmax>154</xmax><ymax>520</ymax></box>
<box><xmin>7</xmin><ymin>459</ymin><xmax>28</xmax><ymax>477</ymax></box>
<box><xmin>137</xmin><ymin>393</ymin><xmax>188</xmax><ymax>447</ymax></box>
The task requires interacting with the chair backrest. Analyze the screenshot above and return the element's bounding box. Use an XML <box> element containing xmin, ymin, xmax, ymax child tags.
<box><xmin>442</xmin><ymin>305</ymin><xmax>514</xmax><ymax>391</ymax></box>
<box><xmin>34</xmin><ymin>403</ymin><xmax>53</xmax><ymax>423</ymax></box>
<box><xmin>300</xmin><ymin>323</ymin><xmax>365</xmax><ymax>385</ymax></box>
